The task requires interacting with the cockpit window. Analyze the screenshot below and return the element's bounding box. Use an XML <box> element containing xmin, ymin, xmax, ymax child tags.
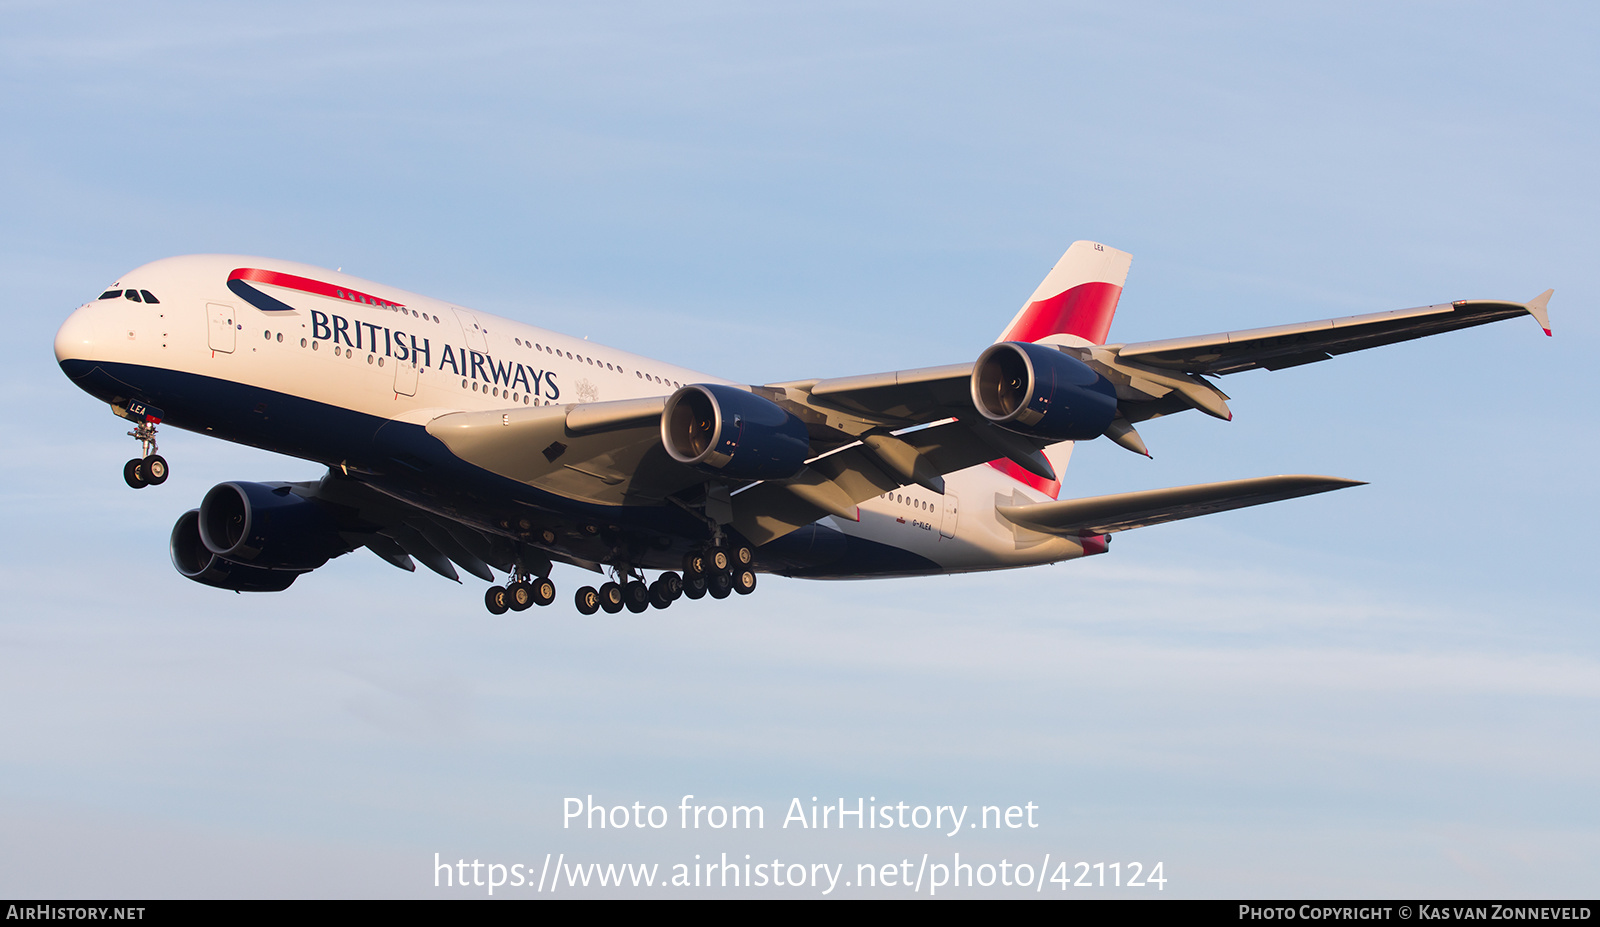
<box><xmin>124</xmin><ymin>290</ymin><xmax>142</xmax><ymax>302</ymax></box>
<box><xmin>139</xmin><ymin>290</ymin><xmax>159</xmax><ymax>304</ymax></box>
<box><xmin>99</xmin><ymin>290</ymin><xmax>122</xmax><ymax>300</ymax></box>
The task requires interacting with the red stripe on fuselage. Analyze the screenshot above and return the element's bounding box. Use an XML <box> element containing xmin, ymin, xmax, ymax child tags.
<box><xmin>1000</xmin><ymin>280</ymin><xmax>1121</xmax><ymax>345</ymax></box>
<box><xmin>228</xmin><ymin>268</ymin><xmax>404</xmax><ymax>309</ymax></box>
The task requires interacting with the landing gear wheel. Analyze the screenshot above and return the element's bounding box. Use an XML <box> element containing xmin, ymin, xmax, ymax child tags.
<box><xmin>143</xmin><ymin>454</ymin><xmax>169</xmax><ymax>486</ymax></box>
<box><xmin>708</xmin><ymin>571</ymin><xmax>732</xmax><ymax>599</ymax></box>
<box><xmin>683</xmin><ymin>575</ymin><xmax>708</xmax><ymax>600</ymax></box>
<box><xmin>575</xmin><ymin>586</ymin><xmax>600</xmax><ymax>615</ymax></box>
<box><xmin>123</xmin><ymin>458</ymin><xmax>147</xmax><ymax>489</ymax></box>
<box><xmin>708</xmin><ymin>547</ymin><xmax>731</xmax><ymax>573</ymax></box>
<box><xmin>624</xmin><ymin>580</ymin><xmax>650</xmax><ymax>613</ymax></box>
<box><xmin>532</xmin><ymin>578</ymin><xmax>556</xmax><ymax>607</ymax></box>
<box><xmin>507</xmin><ymin>581</ymin><xmax>534</xmax><ymax>611</ymax></box>
<box><xmin>659</xmin><ymin>571</ymin><xmax>684</xmax><ymax>601</ymax></box>
<box><xmin>485</xmin><ymin>585</ymin><xmax>510</xmax><ymax>615</ymax></box>
<box><xmin>125</xmin><ymin>420</ymin><xmax>161</xmax><ymax>487</ymax></box>
<box><xmin>683</xmin><ymin>551</ymin><xmax>707</xmax><ymax>577</ymax></box>
<box><xmin>599</xmin><ymin>581</ymin><xmax>625</xmax><ymax>614</ymax></box>
<box><xmin>733</xmin><ymin>569</ymin><xmax>757</xmax><ymax>595</ymax></box>
<box><xmin>649</xmin><ymin>581</ymin><xmax>672</xmax><ymax>610</ymax></box>
<box><xmin>733</xmin><ymin>544</ymin><xmax>754</xmax><ymax>568</ymax></box>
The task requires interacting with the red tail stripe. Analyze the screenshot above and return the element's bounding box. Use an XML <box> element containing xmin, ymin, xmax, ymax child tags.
<box><xmin>1001</xmin><ymin>280</ymin><xmax>1121</xmax><ymax>345</ymax></box>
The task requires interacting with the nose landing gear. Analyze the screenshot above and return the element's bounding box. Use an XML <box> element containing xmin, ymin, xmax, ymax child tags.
<box><xmin>122</xmin><ymin>418</ymin><xmax>168</xmax><ymax>489</ymax></box>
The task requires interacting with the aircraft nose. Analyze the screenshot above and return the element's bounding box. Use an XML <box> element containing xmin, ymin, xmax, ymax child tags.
<box><xmin>55</xmin><ymin>304</ymin><xmax>98</xmax><ymax>364</ymax></box>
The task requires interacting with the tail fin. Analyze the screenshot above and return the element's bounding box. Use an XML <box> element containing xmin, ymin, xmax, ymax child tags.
<box><xmin>995</xmin><ymin>241</ymin><xmax>1132</xmax><ymax>345</ymax></box>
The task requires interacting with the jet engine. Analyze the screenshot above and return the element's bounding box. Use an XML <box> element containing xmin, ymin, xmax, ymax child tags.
<box><xmin>662</xmin><ymin>384</ymin><xmax>811</xmax><ymax>481</ymax></box>
<box><xmin>194</xmin><ymin>481</ymin><xmax>350</xmax><ymax>572</ymax></box>
<box><xmin>170</xmin><ymin>509</ymin><xmax>301</xmax><ymax>592</ymax></box>
<box><xmin>970</xmin><ymin>341</ymin><xmax>1118</xmax><ymax>440</ymax></box>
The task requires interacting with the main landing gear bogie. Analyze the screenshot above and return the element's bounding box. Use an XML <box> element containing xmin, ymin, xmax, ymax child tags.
<box><xmin>484</xmin><ymin>571</ymin><xmax>557</xmax><ymax>615</ymax></box>
<box><xmin>566</xmin><ymin>542</ymin><xmax>759</xmax><ymax>614</ymax></box>
<box><xmin>493</xmin><ymin>542</ymin><xmax>761</xmax><ymax>616</ymax></box>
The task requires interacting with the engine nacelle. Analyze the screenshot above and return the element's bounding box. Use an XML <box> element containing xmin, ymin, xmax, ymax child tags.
<box><xmin>196</xmin><ymin>481</ymin><xmax>348</xmax><ymax>572</ymax></box>
<box><xmin>662</xmin><ymin>384</ymin><xmax>811</xmax><ymax>481</ymax></box>
<box><xmin>170</xmin><ymin>509</ymin><xmax>300</xmax><ymax>592</ymax></box>
<box><xmin>971</xmin><ymin>341</ymin><xmax>1118</xmax><ymax>440</ymax></box>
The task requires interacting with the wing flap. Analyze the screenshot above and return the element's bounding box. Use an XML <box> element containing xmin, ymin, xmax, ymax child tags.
<box><xmin>996</xmin><ymin>474</ymin><xmax>1364</xmax><ymax>536</ymax></box>
<box><xmin>730</xmin><ymin>418</ymin><xmax>1038</xmax><ymax>545</ymax></box>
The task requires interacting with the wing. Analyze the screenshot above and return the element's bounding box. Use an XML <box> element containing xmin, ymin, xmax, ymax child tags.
<box><xmin>994</xmin><ymin>475</ymin><xmax>1364</xmax><ymax>536</ymax></box>
<box><xmin>1076</xmin><ymin>292</ymin><xmax>1553</xmax><ymax>425</ymax></box>
<box><xmin>411</xmin><ymin>290</ymin><xmax>1550</xmax><ymax>546</ymax></box>
<box><xmin>424</xmin><ymin>398</ymin><xmax>707</xmax><ymax>507</ymax></box>
<box><xmin>313</xmin><ymin>472</ymin><xmax>585</xmax><ymax>578</ymax></box>
<box><xmin>1112</xmin><ymin>293</ymin><xmax>1552</xmax><ymax>376</ymax></box>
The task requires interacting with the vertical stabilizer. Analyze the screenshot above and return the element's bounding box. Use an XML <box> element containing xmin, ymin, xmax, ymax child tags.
<box><xmin>995</xmin><ymin>241</ymin><xmax>1132</xmax><ymax>345</ymax></box>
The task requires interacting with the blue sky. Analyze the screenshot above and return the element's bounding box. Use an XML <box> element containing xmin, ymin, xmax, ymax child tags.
<box><xmin>2</xmin><ymin>1</ymin><xmax>1595</xmax><ymax>897</ymax></box>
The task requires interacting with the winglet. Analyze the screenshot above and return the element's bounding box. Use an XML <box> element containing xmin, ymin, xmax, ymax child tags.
<box><xmin>1526</xmin><ymin>289</ymin><xmax>1554</xmax><ymax>336</ymax></box>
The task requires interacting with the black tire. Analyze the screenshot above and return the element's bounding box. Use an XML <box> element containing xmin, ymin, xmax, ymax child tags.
<box><xmin>733</xmin><ymin>569</ymin><xmax>757</xmax><ymax>595</ymax></box>
<box><xmin>683</xmin><ymin>575</ymin><xmax>707</xmax><ymax>600</ymax></box>
<box><xmin>485</xmin><ymin>585</ymin><xmax>509</xmax><ymax>615</ymax></box>
<box><xmin>659</xmin><ymin>571</ymin><xmax>684</xmax><ymax>601</ymax></box>
<box><xmin>624</xmin><ymin>580</ymin><xmax>650</xmax><ymax>613</ymax></box>
<box><xmin>708</xmin><ymin>572</ymin><xmax>732</xmax><ymax>599</ymax></box>
<box><xmin>682</xmin><ymin>551</ymin><xmax>706</xmax><ymax>577</ymax></box>
<box><xmin>709</xmin><ymin>548</ymin><xmax>730</xmax><ymax>573</ymax></box>
<box><xmin>599</xmin><ymin>581</ymin><xmax>624</xmax><ymax>614</ymax></box>
<box><xmin>733</xmin><ymin>544</ymin><xmax>754</xmax><ymax>567</ymax></box>
<box><xmin>575</xmin><ymin>586</ymin><xmax>600</xmax><ymax>615</ymax></box>
<box><xmin>143</xmin><ymin>454</ymin><xmax>169</xmax><ymax>486</ymax></box>
<box><xmin>649</xmin><ymin>581</ymin><xmax>672</xmax><ymax>610</ymax></box>
<box><xmin>123</xmin><ymin>458</ymin><xmax>147</xmax><ymax>489</ymax></box>
<box><xmin>533</xmin><ymin>578</ymin><xmax>556</xmax><ymax>607</ymax></box>
<box><xmin>507</xmin><ymin>581</ymin><xmax>533</xmax><ymax>611</ymax></box>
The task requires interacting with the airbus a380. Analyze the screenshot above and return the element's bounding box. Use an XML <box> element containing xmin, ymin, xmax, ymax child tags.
<box><xmin>53</xmin><ymin>242</ymin><xmax>1552</xmax><ymax>615</ymax></box>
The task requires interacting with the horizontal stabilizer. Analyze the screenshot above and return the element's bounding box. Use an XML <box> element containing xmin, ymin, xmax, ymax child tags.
<box><xmin>996</xmin><ymin>474</ymin><xmax>1364</xmax><ymax>536</ymax></box>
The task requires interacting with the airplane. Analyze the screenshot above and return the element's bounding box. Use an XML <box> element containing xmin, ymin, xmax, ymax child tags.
<box><xmin>53</xmin><ymin>241</ymin><xmax>1553</xmax><ymax>615</ymax></box>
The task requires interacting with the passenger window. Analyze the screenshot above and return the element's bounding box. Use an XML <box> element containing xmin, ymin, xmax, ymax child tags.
<box><xmin>139</xmin><ymin>290</ymin><xmax>159</xmax><ymax>304</ymax></box>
